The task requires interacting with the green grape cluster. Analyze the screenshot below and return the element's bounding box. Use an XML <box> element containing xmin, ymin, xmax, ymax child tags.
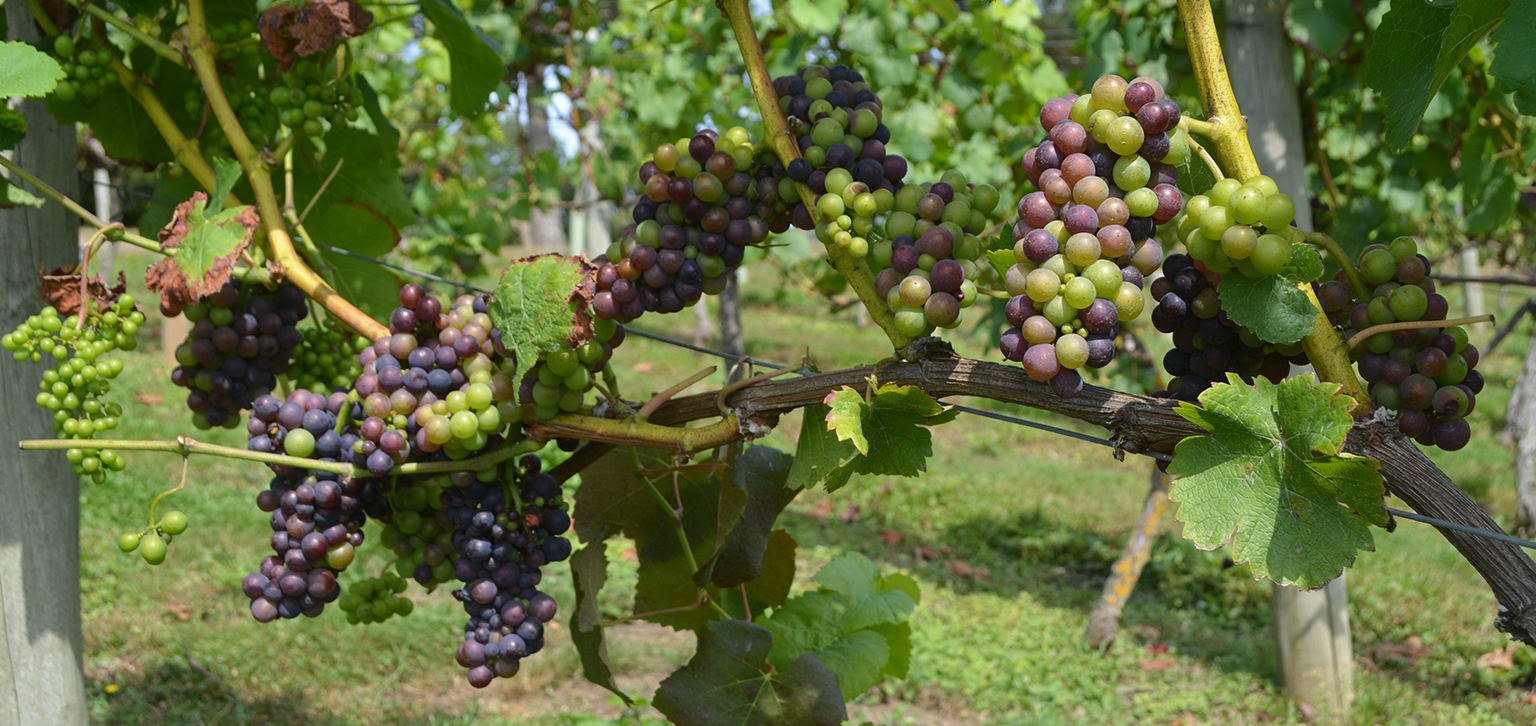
<box><xmin>291</xmin><ymin>324</ymin><xmax>370</xmax><ymax>393</ymax></box>
<box><xmin>523</xmin><ymin>316</ymin><xmax>621</xmax><ymax>421</ymax></box>
<box><xmin>2</xmin><ymin>294</ymin><xmax>144</xmax><ymax>483</ymax></box>
<box><xmin>270</xmin><ymin>57</ymin><xmax>363</xmax><ymax>139</ymax></box>
<box><xmin>337</xmin><ymin>571</ymin><xmax>417</xmax><ymax>625</ymax></box>
<box><xmin>1175</xmin><ymin>176</ymin><xmax>1298</xmax><ymax>277</ymax></box>
<box><xmin>117</xmin><ymin>510</ymin><xmax>189</xmax><ymax>566</ymax></box>
<box><xmin>50</xmin><ymin>35</ymin><xmax>113</xmax><ymax>103</ymax></box>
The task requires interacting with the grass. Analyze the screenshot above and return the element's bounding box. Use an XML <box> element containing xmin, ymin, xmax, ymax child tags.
<box><xmin>71</xmin><ymin>249</ymin><xmax>1536</xmax><ymax>724</ymax></box>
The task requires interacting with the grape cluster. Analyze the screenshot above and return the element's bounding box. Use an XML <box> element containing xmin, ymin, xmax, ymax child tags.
<box><xmin>775</xmin><ymin>63</ymin><xmax>903</xmax><ymax>230</ymax></box>
<box><xmin>241</xmin><ymin>389</ymin><xmax>386</xmax><ymax>622</ymax></box>
<box><xmin>375</xmin><ymin>477</ymin><xmax>456</xmax><ymax>590</ymax></box>
<box><xmin>2</xmin><ymin>294</ymin><xmax>143</xmax><ymax>483</ymax></box>
<box><xmin>445</xmin><ymin>455</ymin><xmax>571</xmax><ymax>688</ymax></box>
<box><xmin>117</xmin><ymin>510</ymin><xmax>189</xmax><ymax>566</ymax></box>
<box><xmin>289</xmin><ymin>324</ymin><xmax>369</xmax><ymax>395</ymax></box>
<box><xmin>1328</xmin><ymin>237</ymin><xmax>1480</xmax><ymax>451</ymax></box>
<box><xmin>520</xmin><ymin>316</ymin><xmax>623</xmax><ymax>421</ymax></box>
<box><xmin>270</xmin><ymin>57</ymin><xmax>363</xmax><ymax>139</ymax></box>
<box><xmin>352</xmin><ymin>285</ymin><xmax>521</xmax><ymax>474</ymax></box>
<box><xmin>337</xmin><ymin>570</ymin><xmax>416</xmax><ymax>625</ymax></box>
<box><xmin>168</xmin><ymin>281</ymin><xmax>307</xmax><ymax>429</ymax></box>
<box><xmin>1002</xmin><ymin>75</ymin><xmax>1181</xmax><ymax>396</ymax></box>
<box><xmin>601</xmin><ymin>127</ymin><xmax>775</xmax><ymax>318</ymax></box>
<box><xmin>1150</xmin><ymin>254</ymin><xmax>1297</xmax><ymax>402</ymax></box>
<box><xmin>49</xmin><ymin>35</ymin><xmax>112</xmax><ymax>104</ymax></box>
<box><xmin>1175</xmin><ymin>176</ymin><xmax>1298</xmax><ymax>277</ymax></box>
<box><xmin>868</xmin><ymin>172</ymin><xmax>1001</xmax><ymax>335</ymax></box>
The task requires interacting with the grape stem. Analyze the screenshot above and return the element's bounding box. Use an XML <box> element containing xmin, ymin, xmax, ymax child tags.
<box><xmin>636</xmin><ymin>465</ymin><xmax>732</xmax><ymax>621</ymax></box>
<box><xmin>973</xmin><ymin>287</ymin><xmax>1013</xmax><ymax>300</ymax></box>
<box><xmin>1346</xmin><ymin>315</ymin><xmax>1495</xmax><ymax>349</ymax></box>
<box><xmin>0</xmin><ymin>155</ymin><xmax>164</xmax><ymax>254</ymax></box>
<box><xmin>184</xmin><ymin>0</ymin><xmax>388</xmax><ymax>340</ymax></box>
<box><xmin>18</xmin><ymin>435</ymin><xmax>543</xmax><ymax>477</ymax></box>
<box><xmin>19</xmin><ymin>0</ymin><xmax>58</xmax><ymax>35</ymax></box>
<box><xmin>716</xmin><ymin>366</ymin><xmax>800</xmax><ymax>416</ymax></box>
<box><xmin>76</xmin><ymin>223</ymin><xmax>124</xmax><ymax>331</ymax></box>
<box><xmin>1183</xmin><ymin>132</ymin><xmax>1226</xmax><ymax>182</ymax></box>
<box><xmin>1179</xmin><ymin>116</ymin><xmax>1220</xmax><ymax>141</ymax></box>
<box><xmin>718</xmin><ymin>0</ymin><xmax>913</xmax><ymax>351</ymax></box>
<box><xmin>1298</xmin><ymin>230</ymin><xmax>1372</xmax><ymax>301</ymax></box>
<box><xmin>147</xmin><ymin>457</ymin><xmax>190</xmax><ymax>530</ymax></box>
<box><xmin>1176</xmin><ymin>0</ymin><xmax>1371</xmax><ymax>408</ymax></box>
<box><xmin>598</xmin><ymin>594</ymin><xmax>708</xmax><ymax>628</ymax></box>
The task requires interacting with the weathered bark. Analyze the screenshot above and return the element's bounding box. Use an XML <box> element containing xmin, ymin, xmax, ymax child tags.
<box><xmin>1085</xmin><ymin>464</ymin><xmax>1170</xmax><ymax>649</ymax></box>
<box><xmin>0</xmin><ymin>4</ymin><xmax>88</xmax><ymax>723</ymax></box>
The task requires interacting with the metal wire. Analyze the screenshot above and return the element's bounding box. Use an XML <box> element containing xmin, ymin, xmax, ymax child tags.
<box><xmin>209</xmin><ymin>230</ymin><xmax>1536</xmax><ymax>551</ymax></box>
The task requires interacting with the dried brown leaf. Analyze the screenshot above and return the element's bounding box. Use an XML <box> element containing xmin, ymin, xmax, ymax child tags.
<box><xmin>38</xmin><ymin>265</ymin><xmax>132</xmax><ymax>318</ymax></box>
<box><xmin>144</xmin><ymin>191</ymin><xmax>258</xmax><ymax>309</ymax></box>
<box><xmin>259</xmin><ymin>0</ymin><xmax>374</xmax><ymax>73</ymax></box>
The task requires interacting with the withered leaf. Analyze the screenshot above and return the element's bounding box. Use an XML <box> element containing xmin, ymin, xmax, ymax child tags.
<box><xmin>260</xmin><ymin>0</ymin><xmax>374</xmax><ymax>73</ymax></box>
<box><xmin>38</xmin><ymin>265</ymin><xmax>133</xmax><ymax>318</ymax></box>
<box><xmin>144</xmin><ymin>191</ymin><xmax>260</xmax><ymax>309</ymax></box>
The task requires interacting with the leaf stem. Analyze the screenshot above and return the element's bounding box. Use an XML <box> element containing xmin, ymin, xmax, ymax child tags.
<box><xmin>109</xmin><ymin>58</ymin><xmax>222</xmax><ymax>197</ymax></box>
<box><xmin>637</xmin><ymin>367</ymin><xmax>717</xmax><ymax>421</ymax></box>
<box><xmin>1185</xmin><ymin>133</ymin><xmax>1225</xmax><ymax>181</ymax></box>
<box><xmin>1347</xmin><ymin>315</ymin><xmax>1495</xmax><ymax>349</ymax></box>
<box><xmin>20</xmin><ymin>0</ymin><xmax>58</xmax><ymax>35</ymax></box>
<box><xmin>0</xmin><ymin>155</ymin><xmax>163</xmax><ymax>253</ymax></box>
<box><xmin>148</xmin><ymin>457</ymin><xmax>190</xmax><ymax>529</ymax></box>
<box><xmin>73</xmin><ymin>1</ymin><xmax>185</xmax><ymax>67</ymax></box>
<box><xmin>1299</xmin><ymin>230</ymin><xmax>1371</xmax><ymax>301</ymax></box>
<box><xmin>718</xmin><ymin>0</ymin><xmax>911</xmax><ymax>351</ymax></box>
<box><xmin>184</xmin><ymin>0</ymin><xmax>387</xmax><ymax>340</ymax></box>
<box><xmin>598</xmin><ymin>595</ymin><xmax>706</xmax><ymax>628</ymax></box>
<box><xmin>76</xmin><ymin>223</ymin><xmax>124</xmax><ymax>330</ymax></box>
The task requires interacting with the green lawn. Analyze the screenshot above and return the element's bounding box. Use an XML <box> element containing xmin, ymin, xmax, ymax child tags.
<box><xmin>72</xmin><ymin>251</ymin><xmax>1536</xmax><ymax>724</ymax></box>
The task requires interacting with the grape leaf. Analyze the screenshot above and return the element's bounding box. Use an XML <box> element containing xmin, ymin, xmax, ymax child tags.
<box><xmin>813</xmin><ymin>381</ymin><xmax>948</xmax><ymax>490</ymax></box>
<box><xmin>786</xmin><ymin>404</ymin><xmax>858</xmax><ymax>491</ymax></box>
<box><xmin>1216</xmin><ymin>244</ymin><xmax>1325</xmax><ymax>344</ymax></box>
<box><xmin>569</xmin><ymin>538</ymin><xmax>633</xmax><ymax>705</ymax></box>
<box><xmin>696</xmin><ymin>446</ymin><xmax>800</xmax><ymax>589</ymax></box>
<box><xmin>786</xmin><ymin>0</ymin><xmax>847</xmax><ymax>33</ymax></box>
<box><xmin>47</xmin><ymin>83</ymin><xmax>171</xmax><ymax>165</ymax></box>
<box><xmin>1490</xmin><ymin>0</ymin><xmax>1536</xmax><ymax>115</ymax></box>
<box><xmin>292</xmin><ymin>127</ymin><xmax>414</xmax><ymax>253</ymax></box>
<box><xmin>634</xmin><ymin>530</ymin><xmax>796</xmax><ymax>631</ymax></box>
<box><xmin>1366</xmin><ymin>0</ymin><xmax>1509</xmax><ymax>151</ymax></box>
<box><xmin>1167</xmin><ymin>374</ymin><xmax>1388</xmax><ymax>589</ymax></box>
<box><xmin>489</xmin><ymin>254</ymin><xmax>596</xmax><ymax>379</ymax></box>
<box><xmin>653</xmin><ymin>620</ymin><xmax>847</xmax><ymax>726</ymax></box>
<box><xmin>144</xmin><ymin>164</ymin><xmax>259</xmax><ymax>309</ymax></box>
<box><xmin>986</xmin><ymin>249</ymin><xmax>1016</xmax><ymax>281</ymax></box>
<box><xmin>1287</xmin><ymin>0</ymin><xmax>1360</xmax><ymax>58</ymax></box>
<box><xmin>0</xmin><ymin>107</ymin><xmax>26</xmax><ymax>151</ymax></box>
<box><xmin>0</xmin><ymin>41</ymin><xmax>64</xmax><ymax>98</ymax></box>
<box><xmin>38</xmin><ymin>266</ymin><xmax>132</xmax><ymax>318</ymax></box>
<box><xmin>419</xmin><ymin>0</ymin><xmax>504</xmax><ymax>119</ymax></box>
<box><xmin>1173</xmin><ymin>130</ymin><xmax>1219</xmax><ymax>198</ymax></box>
<box><xmin>762</xmin><ymin>552</ymin><xmax>919</xmax><ymax>700</ymax></box>
<box><xmin>0</xmin><ymin>177</ymin><xmax>44</xmax><ymax>209</ymax></box>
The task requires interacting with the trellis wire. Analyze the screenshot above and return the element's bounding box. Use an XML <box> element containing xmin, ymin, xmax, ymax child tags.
<box><xmin>81</xmin><ymin>172</ymin><xmax>1534</xmax><ymax>552</ymax></box>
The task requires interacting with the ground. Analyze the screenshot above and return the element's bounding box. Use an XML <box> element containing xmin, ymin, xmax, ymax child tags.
<box><xmin>69</xmin><ymin>247</ymin><xmax>1536</xmax><ymax>725</ymax></box>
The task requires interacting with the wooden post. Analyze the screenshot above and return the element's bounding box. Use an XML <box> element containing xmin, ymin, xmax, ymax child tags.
<box><xmin>1224</xmin><ymin>0</ymin><xmax>1353</xmax><ymax>720</ymax></box>
<box><xmin>0</xmin><ymin>4</ymin><xmax>89</xmax><ymax>724</ymax></box>
<box><xmin>1462</xmin><ymin>248</ymin><xmax>1484</xmax><ymax>318</ymax></box>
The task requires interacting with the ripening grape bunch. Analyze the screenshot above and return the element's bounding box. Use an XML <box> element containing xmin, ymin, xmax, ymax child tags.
<box><xmin>352</xmin><ymin>284</ymin><xmax>522</xmax><ymax>473</ymax></box>
<box><xmin>520</xmin><ymin>316</ymin><xmax>624</xmax><ymax>421</ymax></box>
<box><xmin>166</xmin><ymin>280</ymin><xmax>307</xmax><ymax>430</ymax></box>
<box><xmin>1150</xmin><ymin>254</ymin><xmax>1297</xmax><ymax>402</ymax></box>
<box><xmin>1003</xmin><ymin>74</ymin><xmax>1181</xmax><ymax>397</ymax></box>
<box><xmin>288</xmin><ymin>324</ymin><xmax>370</xmax><ymax>394</ymax></box>
<box><xmin>445</xmin><ymin>455</ymin><xmax>572</xmax><ymax>688</ymax></box>
<box><xmin>1175</xmin><ymin>176</ymin><xmax>1299</xmax><ymax>277</ymax></box>
<box><xmin>1322</xmin><ymin>237</ymin><xmax>1482</xmax><ymax>451</ymax></box>
<box><xmin>2</xmin><ymin>293</ymin><xmax>143</xmax><ymax>483</ymax></box>
<box><xmin>870</xmin><ymin>171</ymin><xmax>1002</xmax><ymax>336</ymax></box>
<box><xmin>599</xmin><ymin>126</ymin><xmax>778</xmax><ymax>319</ymax></box>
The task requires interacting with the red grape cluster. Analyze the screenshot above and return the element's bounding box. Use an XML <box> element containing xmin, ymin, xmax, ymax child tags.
<box><xmin>167</xmin><ymin>280</ymin><xmax>307</xmax><ymax>429</ymax></box>
<box><xmin>1324</xmin><ymin>237</ymin><xmax>1482</xmax><ymax>451</ymax></box>
<box><xmin>599</xmin><ymin>127</ymin><xmax>777</xmax><ymax>319</ymax></box>
<box><xmin>447</xmin><ymin>455</ymin><xmax>571</xmax><ymax>688</ymax></box>
<box><xmin>1002</xmin><ymin>75</ymin><xmax>1181</xmax><ymax>397</ymax></box>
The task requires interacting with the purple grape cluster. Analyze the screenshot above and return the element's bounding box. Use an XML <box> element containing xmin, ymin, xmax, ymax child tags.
<box><xmin>168</xmin><ymin>281</ymin><xmax>307</xmax><ymax>429</ymax></box>
<box><xmin>447</xmin><ymin>455</ymin><xmax>572</xmax><ymax>688</ymax></box>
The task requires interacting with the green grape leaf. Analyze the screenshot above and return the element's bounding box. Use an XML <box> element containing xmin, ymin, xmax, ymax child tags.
<box><xmin>1216</xmin><ymin>244</ymin><xmax>1324</xmax><ymax>344</ymax></box>
<box><xmin>143</xmin><ymin>189</ymin><xmax>259</xmax><ymax>308</ymax></box>
<box><xmin>489</xmin><ymin>254</ymin><xmax>596</xmax><ymax>380</ymax></box>
<box><xmin>653</xmin><ymin>620</ymin><xmax>848</xmax><ymax>726</ymax></box>
<box><xmin>292</xmin><ymin>128</ymin><xmax>414</xmax><ymax>252</ymax></box>
<box><xmin>0</xmin><ymin>41</ymin><xmax>64</xmax><ymax>98</ymax></box>
<box><xmin>209</xmin><ymin>157</ymin><xmax>243</xmax><ymax>208</ymax></box>
<box><xmin>319</xmin><ymin>244</ymin><xmax>401</xmax><ymax>323</ymax></box>
<box><xmin>419</xmin><ymin>0</ymin><xmax>504</xmax><ymax>119</ymax></box>
<box><xmin>762</xmin><ymin>552</ymin><xmax>919</xmax><ymax>700</ymax></box>
<box><xmin>48</xmin><ymin>83</ymin><xmax>172</xmax><ymax>165</ymax></box>
<box><xmin>1366</xmin><ymin>0</ymin><xmax>1509</xmax><ymax>151</ymax></box>
<box><xmin>787</xmin><ymin>0</ymin><xmax>847</xmax><ymax>33</ymax></box>
<box><xmin>1287</xmin><ymin>0</ymin><xmax>1360</xmax><ymax>58</ymax></box>
<box><xmin>0</xmin><ymin>107</ymin><xmax>26</xmax><ymax>151</ymax></box>
<box><xmin>1491</xmin><ymin>0</ymin><xmax>1536</xmax><ymax>114</ymax></box>
<box><xmin>697</xmin><ymin>446</ymin><xmax>800</xmax><ymax>589</ymax></box>
<box><xmin>1173</xmin><ymin>134</ymin><xmax>1219</xmax><ymax>198</ymax></box>
<box><xmin>569</xmin><ymin>538</ymin><xmax>633</xmax><ymax>705</ymax></box>
<box><xmin>354</xmin><ymin>75</ymin><xmax>401</xmax><ymax>155</ymax></box>
<box><xmin>1464</xmin><ymin>167</ymin><xmax>1519</xmax><ymax>235</ymax></box>
<box><xmin>572</xmin><ymin>446</ymin><xmax>671</xmax><ymax>545</ymax></box>
<box><xmin>139</xmin><ymin>173</ymin><xmax>203</xmax><ymax>239</ymax></box>
<box><xmin>786</xmin><ymin>404</ymin><xmax>858</xmax><ymax>491</ymax></box>
<box><xmin>0</xmin><ymin>176</ymin><xmax>44</xmax><ymax>209</ymax></box>
<box><xmin>1167</xmin><ymin>374</ymin><xmax>1388</xmax><ymax>589</ymax></box>
<box><xmin>634</xmin><ymin>530</ymin><xmax>797</xmax><ymax>631</ymax></box>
